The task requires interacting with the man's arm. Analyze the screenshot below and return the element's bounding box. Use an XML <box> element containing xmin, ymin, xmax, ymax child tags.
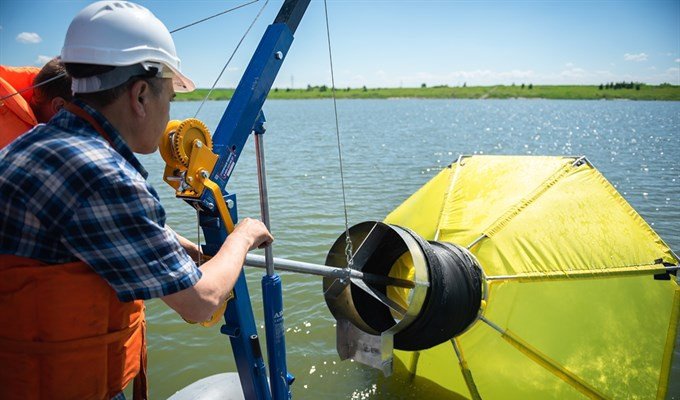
<box><xmin>169</xmin><ymin>227</ymin><xmax>202</xmax><ymax>262</ymax></box>
<box><xmin>62</xmin><ymin>171</ymin><xmax>271</xmax><ymax>322</ymax></box>
<box><xmin>161</xmin><ymin>218</ymin><xmax>273</xmax><ymax>323</ymax></box>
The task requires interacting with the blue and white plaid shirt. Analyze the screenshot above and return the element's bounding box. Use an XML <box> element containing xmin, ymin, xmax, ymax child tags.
<box><xmin>0</xmin><ymin>99</ymin><xmax>201</xmax><ymax>301</ymax></box>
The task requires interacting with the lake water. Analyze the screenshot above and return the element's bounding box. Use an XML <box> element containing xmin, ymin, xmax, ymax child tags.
<box><xmin>137</xmin><ymin>99</ymin><xmax>680</xmax><ymax>399</ymax></box>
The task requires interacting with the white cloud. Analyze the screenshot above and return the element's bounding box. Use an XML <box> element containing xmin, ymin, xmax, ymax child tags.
<box><xmin>35</xmin><ymin>55</ymin><xmax>52</xmax><ymax>65</ymax></box>
<box><xmin>659</xmin><ymin>67</ymin><xmax>680</xmax><ymax>84</ymax></box>
<box><xmin>629</xmin><ymin>67</ymin><xmax>680</xmax><ymax>85</ymax></box>
<box><xmin>624</xmin><ymin>53</ymin><xmax>647</xmax><ymax>62</ymax></box>
<box><xmin>16</xmin><ymin>32</ymin><xmax>42</xmax><ymax>44</ymax></box>
<box><xmin>675</xmin><ymin>58</ymin><xmax>680</xmax><ymax>63</ymax></box>
<box><xmin>496</xmin><ymin>70</ymin><xmax>535</xmax><ymax>80</ymax></box>
<box><xmin>565</xmin><ymin>62</ymin><xmax>574</xmax><ymax>68</ymax></box>
<box><xmin>560</xmin><ymin>67</ymin><xmax>587</xmax><ymax>78</ymax></box>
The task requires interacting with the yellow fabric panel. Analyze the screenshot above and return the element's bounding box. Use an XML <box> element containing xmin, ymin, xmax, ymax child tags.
<box><xmin>386</xmin><ymin>252</ymin><xmax>415</xmax><ymax>319</ymax></box>
<box><xmin>456</xmin><ymin>321</ymin><xmax>585</xmax><ymax>399</ymax></box>
<box><xmin>388</xmin><ymin>155</ymin><xmax>678</xmax><ymax>398</ymax></box>
<box><xmin>394</xmin><ymin>343</ymin><xmax>471</xmax><ymax>398</ymax></box>
<box><xmin>401</xmin><ymin>321</ymin><xmax>588</xmax><ymax>399</ymax></box>
<box><xmin>657</xmin><ymin>286</ymin><xmax>680</xmax><ymax>399</ymax></box>
<box><xmin>498</xmin><ymin>328</ymin><xmax>606</xmax><ymax>399</ymax></box>
<box><xmin>436</xmin><ymin>155</ymin><xmax>570</xmax><ymax>246</ymax></box>
<box><xmin>398</xmin><ymin>276</ymin><xmax>678</xmax><ymax>399</ymax></box>
<box><xmin>385</xmin><ymin>165</ymin><xmax>452</xmax><ymax>240</ymax></box>
<box><xmin>435</xmin><ymin>157</ymin><xmax>677</xmax><ymax>276</ymax></box>
<box><xmin>391</xmin><ymin>353</ymin><xmax>469</xmax><ymax>399</ymax></box>
<box><xmin>482</xmin><ymin>278</ymin><xmax>678</xmax><ymax>399</ymax></box>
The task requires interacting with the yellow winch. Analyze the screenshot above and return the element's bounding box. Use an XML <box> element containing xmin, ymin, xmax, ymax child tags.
<box><xmin>159</xmin><ymin>118</ymin><xmax>238</xmax><ymax>327</ymax></box>
<box><xmin>160</xmin><ymin>118</ymin><xmax>235</xmax><ymax>233</ymax></box>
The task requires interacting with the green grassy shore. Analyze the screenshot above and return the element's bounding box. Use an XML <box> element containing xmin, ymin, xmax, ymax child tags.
<box><xmin>176</xmin><ymin>84</ymin><xmax>680</xmax><ymax>101</ymax></box>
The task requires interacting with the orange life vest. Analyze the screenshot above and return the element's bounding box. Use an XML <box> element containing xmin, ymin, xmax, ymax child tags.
<box><xmin>0</xmin><ymin>66</ymin><xmax>40</xmax><ymax>149</ymax></box>
<box><xmin>0</xmin><ymin>255</ymin><xmax>148</xmax><ymax>400</ymax></box>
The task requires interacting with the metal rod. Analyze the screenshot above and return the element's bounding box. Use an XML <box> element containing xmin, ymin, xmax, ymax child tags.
<box><xmin>486</xmin><ymin>265</ymin><xmax>680</xmax><ymax>282</ymax></box>
<box><xmin>254</xmin><ymin>133</ymin><xmax>275</xmax><ymax>276</ymax></box>
<box><xmin>466</xmin><ymin>234</ymin><xmax>486</xmax><ymax>250</ymax></box>
<box><xmin>245</xmin><ymin>254</ymin><xmax>415</xmax><ymax>288</ymax></box>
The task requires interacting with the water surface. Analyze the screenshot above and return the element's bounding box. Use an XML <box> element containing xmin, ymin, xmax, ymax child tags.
<box><xmin>137</xmin><ymin>99</ymin><xmax>679</xmax><ymax>399</ymax></box>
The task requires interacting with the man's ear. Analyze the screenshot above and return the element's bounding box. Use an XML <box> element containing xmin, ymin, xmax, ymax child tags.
<box><xmin>129</xmin><ymin>80</ymin><xmax>149</xmax><ymax>117</ymax></box>
<box><xmin>50</xmin><ymin>97</ymin><xmax>66</xmax><ymax>115</ymax></box>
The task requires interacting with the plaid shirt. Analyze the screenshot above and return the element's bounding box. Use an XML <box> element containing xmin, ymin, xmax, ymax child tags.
<box><xmin>0</xmin><ymin>99</ymin><xmax>201</xmax><ymax>302</ymax></box>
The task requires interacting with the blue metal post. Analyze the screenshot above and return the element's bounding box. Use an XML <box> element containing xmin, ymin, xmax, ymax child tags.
<box><xmin>262</xmin><ymin>275</ymin><xmax>290</xmax><ymax>398</ymax></box>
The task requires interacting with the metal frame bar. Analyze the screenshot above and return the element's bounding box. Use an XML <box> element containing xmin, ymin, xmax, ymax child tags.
<box><xmin>197</xmin><ymin>1</ymin><xmax>311</xmax><ymax>398</ymax></box>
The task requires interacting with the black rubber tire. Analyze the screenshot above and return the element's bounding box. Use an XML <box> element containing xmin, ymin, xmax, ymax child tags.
<box><xmin>395</xmin><ymin>240</ymin><xmax>482</xmax><ymax>350</ymax></box>
<box><xmin>331</xmin><ymin>222</ymin><xmax>483</xmax><ymax>352</ymax></box>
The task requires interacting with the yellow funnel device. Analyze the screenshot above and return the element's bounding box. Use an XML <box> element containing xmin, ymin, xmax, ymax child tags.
<box><xmin>385</xmin><ymin>155</ymin><xmax>678</xmax><ymax>399</ymax></box>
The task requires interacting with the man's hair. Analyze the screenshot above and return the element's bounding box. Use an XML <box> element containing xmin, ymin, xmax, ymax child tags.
<box><xmin>64</xmin><ymin>63</ymin><xmax>164</xmax><ymax>108</ymax></box>
<box><xmin>32</xmin><ymin>58</ymin><xmax>73</xmax><ymax>105</ymax></box>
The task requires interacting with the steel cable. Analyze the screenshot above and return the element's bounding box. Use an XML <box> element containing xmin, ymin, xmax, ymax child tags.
<box><xmin>194</xmin><ymin>0</ymin><xmax>270</xmax><ymax>118</ymax></box>
<box><xmin>323</xmin><ymin>0</ymin><xmax>354</xmax><ymax>268</ymax></box>
<box><xmin>170</xmin><ymin>0</ymin><xmax>259</xmax><ymax>34</ymax></box>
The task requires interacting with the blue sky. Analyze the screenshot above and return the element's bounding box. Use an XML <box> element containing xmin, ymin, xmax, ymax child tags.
<box><xmin>1</xmin><ymin>0</ymin><xmax>678</xmax><ymax>88</ymax></box>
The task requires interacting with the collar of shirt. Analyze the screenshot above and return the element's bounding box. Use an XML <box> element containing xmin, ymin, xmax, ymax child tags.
<box><xmin>67</xmin><ymin>99</ymin><xmax>149</xmax><ymax>179</ymax></box>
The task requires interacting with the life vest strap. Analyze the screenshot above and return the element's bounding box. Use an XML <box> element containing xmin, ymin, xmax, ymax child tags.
<box><xmin>64</xmin><ymin>102</ymin><xmax>114</xmax><ymax>145</ymax></box>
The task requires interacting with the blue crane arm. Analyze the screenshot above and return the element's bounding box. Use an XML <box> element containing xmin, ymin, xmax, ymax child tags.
<box><xmin>208</xmin><ymin>0</ymin><xmax>310</xmax><ymax>191</ymax></box>
<box><xmin>193</xmin><ymin>1</ymin><xmax>310</xmax><ymax>399</ymax></box>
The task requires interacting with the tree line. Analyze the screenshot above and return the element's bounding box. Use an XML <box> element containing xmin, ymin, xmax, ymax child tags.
<box><xmin>599</xmin><ymin>82</ymin><xmax>642</xmax><ymax>90</ymax></box>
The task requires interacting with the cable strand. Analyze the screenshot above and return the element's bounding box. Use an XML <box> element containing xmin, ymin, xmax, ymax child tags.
<box><xmin>0</xmin><ymin>72</ymin><xmax>68</xmax><ymax>103</ymax></box>
<box><xmin>197</xmin><ymin>208</ymin><xmax>203</xmax><ymax>268</ymax></box>
<box><xmin>2</xmin><ymin>2</ymin><xmax>257</xmax><ymax>104</ymax></box>
<box><xmin>194</xmin><ymin>0</ymin><xmax>270</xmax><ymax>118</ymax></box>
<box><xmin>170</xmin><ymin>0</ymin><xmax>259</xmax><ymax>33</ymax></box>
<box><xmin>323</xmin><ymin>0</ymin><xmax>354</xmax><ymax>267</ymax></box>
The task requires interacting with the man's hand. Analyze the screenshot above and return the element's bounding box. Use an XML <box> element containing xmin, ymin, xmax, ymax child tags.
<box><xmin>162</xmin><ymin>217</ymin><xmax>273</xmax><ymax>323</ymax></box>
<box><xmin>230</xmin><ymin>217</ymin><xmax>274</xmax><ymax>250</ymax></box>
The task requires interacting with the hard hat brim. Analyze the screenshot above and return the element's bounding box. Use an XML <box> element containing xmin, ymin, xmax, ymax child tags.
<box><xmin>166</xmin><ymin>64</ymin><xmax>195</xmax><ymax>93</ymax></box>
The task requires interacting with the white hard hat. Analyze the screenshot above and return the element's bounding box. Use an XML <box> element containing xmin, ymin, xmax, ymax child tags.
<box><xmin>61</xmin><ymin>1</ymin><xmax>194</xmax><ymax>93</ymax></box>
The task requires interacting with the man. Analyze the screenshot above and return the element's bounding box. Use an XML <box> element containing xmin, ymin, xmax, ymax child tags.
<box><xmin>0</xmin><ymin>58</ymin><xmax>73</xmax><ymax>148</ymax></box>
<box><xmin>30</xmin><ymin>58</ymin><xmax>73</xmax><ymax>125</ymax></box>
<box><xmin>0</xmin><ymin>2</ymin><xmax>273</xmax><ymax>399</ymax></box>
